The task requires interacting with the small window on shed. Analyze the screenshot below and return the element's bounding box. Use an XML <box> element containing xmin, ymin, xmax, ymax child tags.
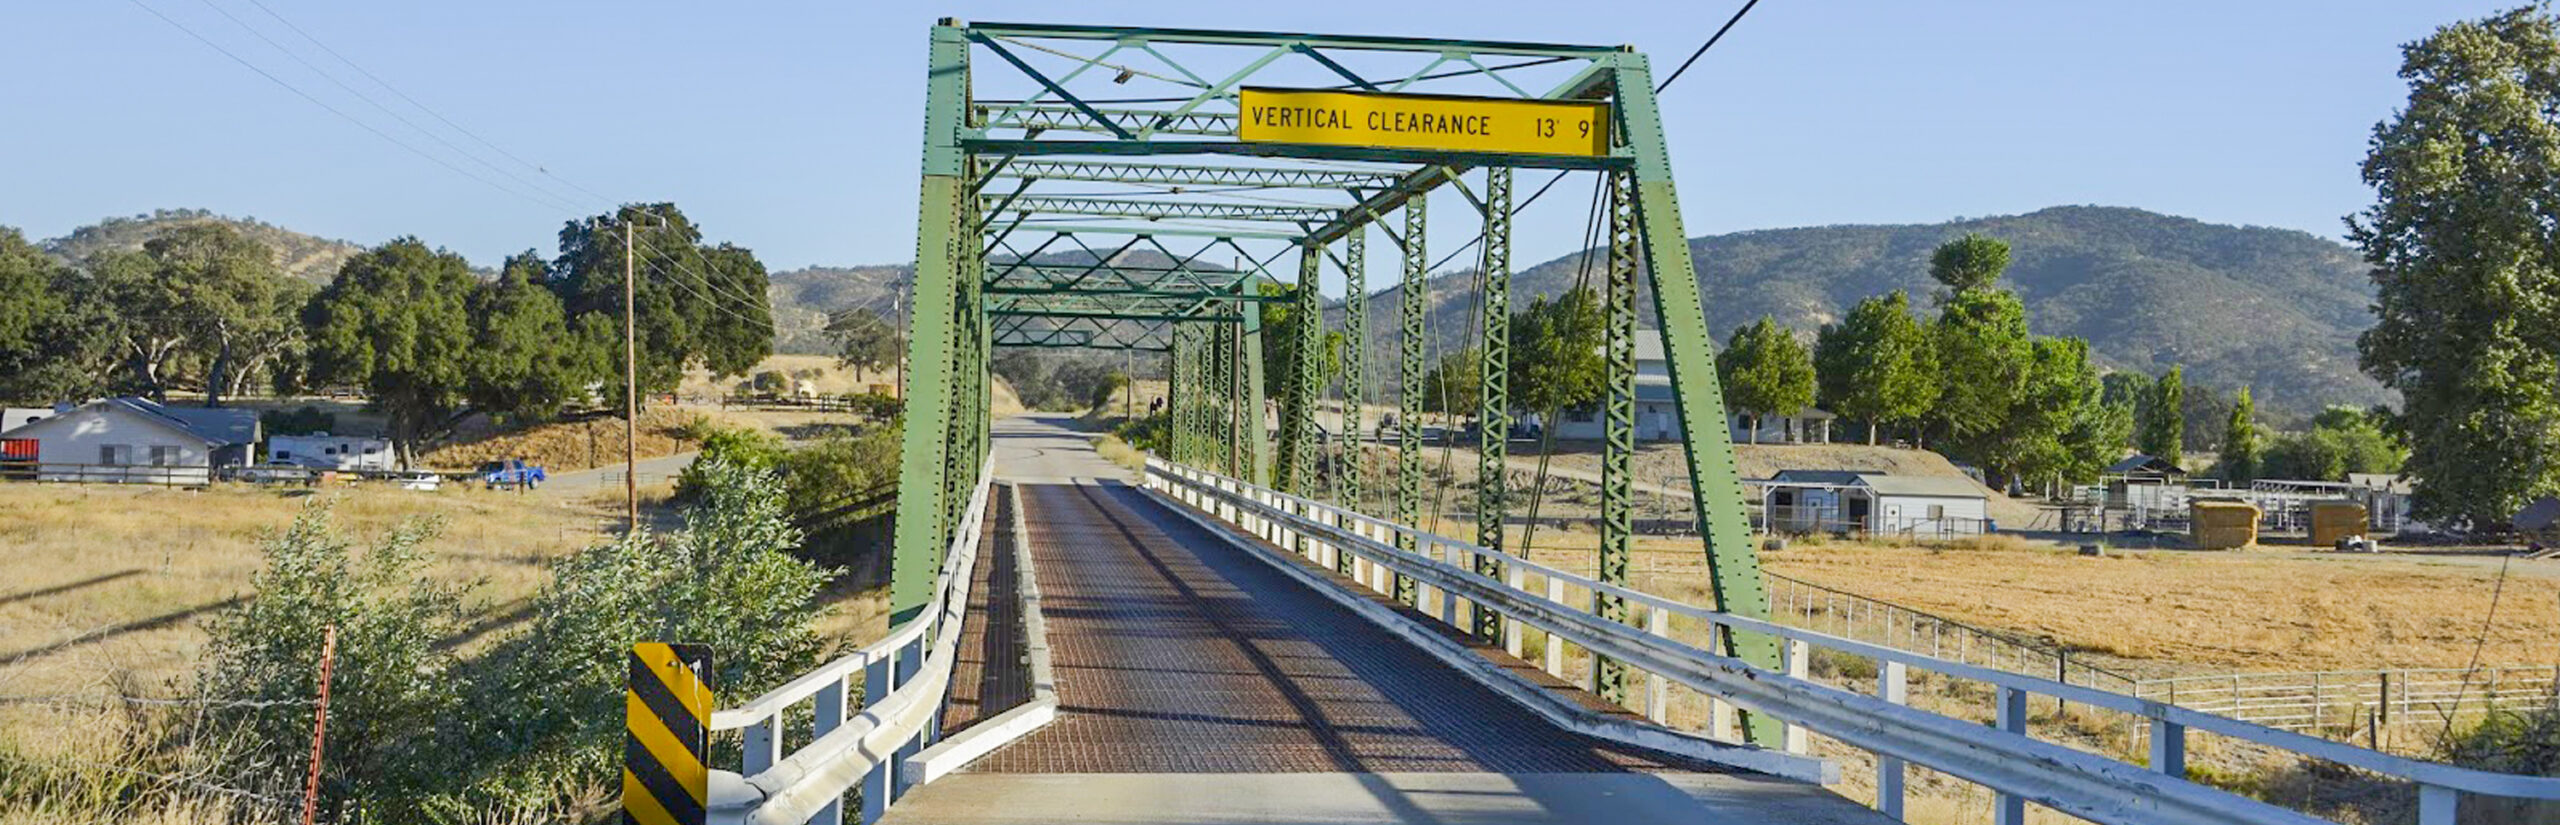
<box><xmin>274</xmin><ymin>450</ymin><xmax>292</xmax><ymax>460</ymax></box>
<box><xmin>149</xmin><ymin>446</ymin><xmax>180</xmax><ymax>466</ymax></box>
<box><xmin>1927</xmin><ymin>504</ymin><xmax>1945</xmax><ymax>520</ymax></box>
<box><xmin>363</xmin><ymin>445</ymin><xmax>380</xmax><ymax>454</ymax></box>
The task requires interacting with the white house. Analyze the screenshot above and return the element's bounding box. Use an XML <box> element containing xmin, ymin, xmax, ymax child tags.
<box><xmin>1550</xmin><ymin>331</ymin><xmax>1833</xmax><ymax>444</ymax></box>
<box><xmin>0</xmin><ymin>398</ymin><xmax>260</xmax><ymax>484</ymax></box>
<box><xmin>270</xmin><ymin>433</ymin><xmax>395</xmax><ymax>472</ymax></box>
<box><xmin>1756</xmin><ymin>469</ymin><xmax>1990</xmax><ymax>537</ymax></box>
<box><xmin>2</xmin><ymin>407</ymin><xmax>56</xmax><ymax>432</ymax></box>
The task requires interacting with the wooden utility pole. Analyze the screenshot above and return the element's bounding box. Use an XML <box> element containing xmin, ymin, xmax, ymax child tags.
<box><xmin>299</xmin><ymin>625</ymin><xmax>337</xmax><ymax>825</ymax></box>
<box><xmin>623</xmin><ymin>221</ymin><xmax>639</xmax><ymax>530</ymax></box>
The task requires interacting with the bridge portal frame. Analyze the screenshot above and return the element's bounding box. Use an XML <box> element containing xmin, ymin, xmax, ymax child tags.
<box><xmin>892</xmin><ymin>18</ymin><xmax>1778</xmax><ymax>741</ymax></box>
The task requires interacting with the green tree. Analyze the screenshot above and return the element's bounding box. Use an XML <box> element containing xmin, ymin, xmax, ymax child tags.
<box><xmin>2261</xmin><ymin>405</ymin><xmax>2407</xmax><ymax>481</ymax></box>
<box><xmin>830</xmin><ymin>306</ymin><xmax>903</xmax><ymax>385</ymax></box>
<box><xmin>2138</xmin><ymin>366</ymin><xmax>2186</xmax><ymax>466</ymax></box>
<box><xmin>1717</xmin><ymin>317</ymin><xmax>1815</xmax><ymax>445</ymax></box>
<box><xmin>1997</xmin><ymin>336</ymin><xmax>2128</xmax><ymax>492</ymax></box>
<box><xmin>0</xmin><ymin>227</ymin><xmax>108</xmax><ymax>402</ymax></box>
<box><xmin>1257</xmin><ymin>281</ymin><xmax>1342</xmax><ymax>400</ymax></box>
<box><xmin>1929</xmin><ymin>232</ymin><xmax>2013</xmax><ymax>294</ymax></box>
<box><xmin>1421</xmin><ymin>346</ymin><xmax>1482</xmax><ymax>417</ymax></box>
<box><xmin>1932</xmin><ymin>289</ymin><xmax>2033</xmax><ymax>447</ymax></box>
<box><xmin>1814</xmin><ymin>290</ymin><xmax>1939</xmax><ymax>444</ymax></box>
<box><xmin>2350</xmin><ymin>6</ymin><xmax>2560</xmax><ymax>525</ymax></box>
<box><xmin>303</xmin><ymin>238</ymin><xmax>478</xmax><ymax>464</ymax></box>
<box><xmin>2219</xmin><ymin>386</ymin><xmax>2260</xmax><ymax>483</ymax></box>
<box><xmin>143</xmin><ymin>224</ymin><xmax>304</xmax><ymax>406</ymax></box>
<box><xmin>548</xmin><ymin>204</ymin><xmax>774</xmax><ymax>402</ymax></box>
<box><xmin>465</xmin><ymin>252</ymin><xmax>602</xmax><ymax>423</ymax></box>
<box><xmin>1508</xmin><ymin>286</ymin><xmax>1606</xmax><ymax>421</ymax></box>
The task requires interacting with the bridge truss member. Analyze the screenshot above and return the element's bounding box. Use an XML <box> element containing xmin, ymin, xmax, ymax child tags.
<box><xmin>886</xmin><ymin>20</ymin><xmax>1780</xmax><ymax>743</ymax></box>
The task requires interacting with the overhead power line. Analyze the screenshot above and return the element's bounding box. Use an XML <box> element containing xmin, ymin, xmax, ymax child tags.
<box><xmin>129</xmin><ymin>0</ymin><xmax>778</xmax><ymax>329</ymax></box>
<box><xmin>1420</xmin><ymin>0</ymin><xmax>1766</xmax><ymax>276</ymax></box>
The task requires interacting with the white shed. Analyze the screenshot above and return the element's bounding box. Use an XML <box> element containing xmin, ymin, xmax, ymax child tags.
<box><xmin>1759</xmin><ymin>470</ymin><xmax>1990</xmax><ymax>537</ymax></box>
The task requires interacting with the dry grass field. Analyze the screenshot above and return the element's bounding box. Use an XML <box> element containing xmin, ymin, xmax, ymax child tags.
<box><xmin>0</xmin><ymin>477</ymin><xmax>889</xmax><ymax>799</ymax></box>
<box><xmin>1476</xmin><ymin>523</ymin><xmax>2560</xmax><ymax>675</ymax></box>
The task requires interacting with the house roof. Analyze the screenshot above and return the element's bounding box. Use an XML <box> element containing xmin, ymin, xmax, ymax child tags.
<box><xmin>0</xmin><ymin>398</ymin><xmax>257</xmax><ymax>446</ymax></box>
<box><xmin>1766</xmin><ymin>469</ymin><xmax>1983</xmax><ymax>499</ymax></box>
<box><xmin>2107</xmin><ymin>454</ymin><xmax>2184</xmax><ymax>475</ymax></box>
<box><xmin>134</xmin><ymin>400</ymin><xmax>258</xmax><ymax>445</ymax></box>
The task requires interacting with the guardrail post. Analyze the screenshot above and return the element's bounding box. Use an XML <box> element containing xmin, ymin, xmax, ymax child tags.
<box><xmin>745</xmin><ymin>716</ymin><xmax>780</xmax><ymax>778</ymax></box>
<box><xmin>1444</xmin><ymin>542</ymin><xmax>1469</xmax><ymax>621</ymax></box>
<box><xmin>1543</xmin><ymin>575</ymin><xmax>1567</xmax><ymax>678</ymax></box>
<box><xmin>860</xmin><ymin>654</ymin><xmax>897</xmax><ymax>824</ymax></box>
<box><xmin>1995</xmin><ymin>686</ymin><xmax>2028</xmax><ymax>825</ymax></box>
<box><xmin>1645</xmin><ymin>608</ymin><xmax>1670</xmax><ymax>722</ymax></box>
<box><xmin>1878</xmin><ymin>660</ymin><xmax>1908</xmax><ymax>820</ymax></box>
<box><xmin>2418</xmin><ymin>784</ymin><xmax>2457</xmax><ymax>825</ymax></box>
<box><xmin>812</xmin><ymin>678</ymin><xmax>848</xmax><ymax>825</ymax></box>
<box><xmin>2149</xmin><ymin>714</ymin><xmax>2185</xmax><ymax>779</ymax></box>
<box><xmin>1784</xmin><ymin>639</ymin><xmax>1811</xmax><ymax>755</ymax></box>
<box><xmin>1503</xmin><ymin>566</ymin><xmax>1526</xmax><ymax>658</ymax></box>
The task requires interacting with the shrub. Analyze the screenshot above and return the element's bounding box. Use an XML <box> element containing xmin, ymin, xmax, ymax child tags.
<box><xmin>260</xmin><ymin>404</ymin><xmax>337</xmax><ymax>437</ymax></box>
<box><xmin>674</xmin><ymin>424</ymin><xmax>785</xmax><ymax>501</ymax></box>
<box><xmin>1114</xmin><ymin>411</ymin><xmax>1169</xmax><ymax>455</ymax></box>
<box><xmin>775</xmin><ymin>420</ymin><xmax>902</xmax><ymax>516</ymax></box>
<box><xmin>439</xmin><ymin>455</ymin><xmax>834</xmax><ymax>818</ymax></box>
<box><xmin>193</xmin><ymin>505</ymin><xmax>466</xmax><ymax>818</ymax></box>
<box><xmin>2443</xmin><ymin>706</ymin><xmax>2560</xmax><ymax>777</ymax></box>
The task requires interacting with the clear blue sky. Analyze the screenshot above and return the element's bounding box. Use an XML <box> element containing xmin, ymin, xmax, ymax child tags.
<box><xmin>0</xmin><ymin>1</ymin><xmax>2515</xmax><ymax>273</ymax></box>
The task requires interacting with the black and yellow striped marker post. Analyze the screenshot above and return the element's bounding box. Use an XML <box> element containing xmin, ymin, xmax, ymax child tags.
<box><xmin>626</xmin><ymin>642</ymin><xmax>713</xmax><ymax>825</ymax></box>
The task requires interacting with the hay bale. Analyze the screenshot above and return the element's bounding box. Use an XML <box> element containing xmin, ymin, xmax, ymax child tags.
<box><xmin>2190</xmin><ymin>499</ymin><xmax>2261</xmax><ymax>549</ymax></box>
<box><xmin>2310</xmin><ymin>500</ymin><xmax>2368</xmax><ymax>547</ymax></box>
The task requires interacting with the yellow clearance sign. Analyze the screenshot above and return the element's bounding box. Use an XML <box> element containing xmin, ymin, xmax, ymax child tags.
<box><xmin>1237</xmin><ymin>87</ymin><xmax>1610</xmax><ymax>158</ymax></box>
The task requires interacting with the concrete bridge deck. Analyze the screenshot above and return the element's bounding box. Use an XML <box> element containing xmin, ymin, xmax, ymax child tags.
<box><xmin>882</xmin><ymin>414</ymin><xmax>1887</xmax><ymax>824</ymax></box>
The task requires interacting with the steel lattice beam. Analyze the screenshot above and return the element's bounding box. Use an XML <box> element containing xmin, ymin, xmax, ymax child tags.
<box><xmin>1393</xmin><ymin>199</ymin><xmax>1427</xmax><ymax>606</ymax></box>
<box><xmin>985</xmin><ymin>160</ymin><xmax>1402</xmax><ymax>190</ymax></box>
<box><xmin>988</xmin><ymin>196</ymin><xmax>1340</xmax><ymax>223</ymax></box>
<box><xmin>1596</xmin><ymin>168</ymin><xmax>1638</xmax><ymax>704</ymax></box>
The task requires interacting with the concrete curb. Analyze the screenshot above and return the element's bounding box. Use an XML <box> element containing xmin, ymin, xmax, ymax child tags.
<box><xmin>903</xmin><ymin>482</ymin><xmax>1060</xmax><ymax>788</ymax></box>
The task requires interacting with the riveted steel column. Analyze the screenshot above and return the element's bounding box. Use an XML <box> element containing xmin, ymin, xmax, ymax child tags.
<box><xmin>1224</xmin><ymin>315</ymin><xmax>1246</xmax><ymax>478</ymax></box>
<box><xmin>1169</xmin><ymin>324</ymin><xmax>1191</xmax><ymax>465</ymax></box>
<box><xmin>1277</xmin><ymin>246</ymin><xmax>1322</xmax><ymax>496</ymax></box>
<box><xmin>1596</xmin><ymin>169</ymin><xmax>1638</xmax><ymax>704</ymax></box>
<box><xmin>1473</xmin><ymin>166</ymin><xmax>1512</xmax><ymax>642</ymax></box>
<box><xmin>1392</xmin><ymin>200</ymin><xmax>1427</xmax><ymax>605</ymax></box>
<box><xmin>1614</xmin><ymin>52</ymin><xmax>1782</xmax><ymax>743</ymax></box>
<box><xmin>888</xmin><ymin>20</ymin><xmax>969</xmax><ymax>626</ymax></box>
<box><xmin>1242</xmin><ymin>302</ymin><xmax>1270</xmax><ymax>486</ymax></box>
<box><xmin>1341</xmin><ymin>228</ymin><xmax>1368</xmax><ymax>514</ymax></box>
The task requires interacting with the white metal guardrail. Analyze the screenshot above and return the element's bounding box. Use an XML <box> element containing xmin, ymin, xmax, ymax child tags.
<box><xmin>705</xmin><ymin>456</ymin><xmax>996</xmax><ymax>825</ymax></box>
<box><xmin>1143</xmin><ymin>456</ymin><xmax>2560</xmax><ymax>825</ymax></box>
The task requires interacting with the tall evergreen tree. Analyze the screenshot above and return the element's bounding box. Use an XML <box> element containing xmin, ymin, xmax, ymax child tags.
<box><xmin>2350</xmin><ymin>6</ymin><xmax>2560</xmax><ymax>525</ymax></box>
<box><xmin>2138</xmin><ymin>366</ymin><xmax>2186</xmax><ymax>466</ymax></box>
<box><xmin>1814</xmin><ymin>290</ymin><xmax>1938</xmax><ymax>444</ymax></box>
<box><xmin>1717</xmin><ymin>317</ymin><xmax>1815</xmax><ymax>445</ymax></box>
<box><xmin>2220</xmin><ymin>386</ymin><xmax>2260</xmax><ymax>483</ymax></box>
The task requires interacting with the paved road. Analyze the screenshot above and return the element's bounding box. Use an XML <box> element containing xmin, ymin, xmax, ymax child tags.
<box><xmin>884</xmin><ymin>414</ymin><xmax>1887</xmax><ymax>825</ymax></box>
<box><xmin>537</xmin><ymin>450</ymin><xmax>700</xmax><ymax>497</ymax></box>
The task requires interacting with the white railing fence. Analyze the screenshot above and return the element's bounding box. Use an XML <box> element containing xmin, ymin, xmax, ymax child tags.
<box><xmin>1763</xmin><ymin>572</ymin><xmax>2140</xmax><ymax>696</ymax></box>
<box><xmin>2135</xmin><ymin>666</ymin><xmax>2560</xmax><ymax>742</ymax></box>
<box><xmin>1141</xmin><ymin>456</ymin><xmax>2560</xmax><ymax>825</ymax></box>
<box><xmin>705</xmin><ymin>456</ymin><xmax>995</xmax><ymax>825</ymax></box>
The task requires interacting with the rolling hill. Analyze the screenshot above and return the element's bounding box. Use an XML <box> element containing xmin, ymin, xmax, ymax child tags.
<box><xmin>41</xmin><ymin>208</ymin><xmax>365</xmax><ymax>284</ymax></box>
<box><xmin>1366</xmin><ymin>205</ymin><xmax>2385</xmax><ymax>418</ymax></box>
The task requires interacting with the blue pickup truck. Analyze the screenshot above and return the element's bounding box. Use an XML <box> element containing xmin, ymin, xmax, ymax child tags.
<box><xmin>477</xmin><ymin>459</ymin><xmax>547</xmax><ymax>490</ymax></box>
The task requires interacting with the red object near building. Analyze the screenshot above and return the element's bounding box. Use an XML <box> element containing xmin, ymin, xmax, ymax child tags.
<box><xmin>0</xmin><ymin>438</ymin><xmax>35</xmax><ymax>461</ymax></box>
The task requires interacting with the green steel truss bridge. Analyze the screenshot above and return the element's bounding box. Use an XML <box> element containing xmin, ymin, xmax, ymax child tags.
<box><xmin>649</xmin><ymin>21</ymin><xmax>2560</xmax><ymax>825</ymax></box>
